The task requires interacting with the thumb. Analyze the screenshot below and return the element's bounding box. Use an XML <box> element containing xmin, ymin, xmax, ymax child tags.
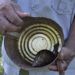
<box><xmin>49</xmin><ymin>60</ymin><xmax>67</xmax><ymax>71</ymax></box>
<box><xmin>16</xmin><ymin>11</ymin><xmax>30</xmax><ymax>18</ymax></box>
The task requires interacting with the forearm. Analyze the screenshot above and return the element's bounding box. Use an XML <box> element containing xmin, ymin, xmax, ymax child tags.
<box><xmin>65</xmin><ymin>16</ymin><xmax>75</xmax><ymax>56</ymax></box>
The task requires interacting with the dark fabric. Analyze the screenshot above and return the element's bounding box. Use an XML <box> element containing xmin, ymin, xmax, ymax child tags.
<box><xmin>19</xmin><ymin>69</ymin><xmax>29</xmax><ymax>75</ymax></box>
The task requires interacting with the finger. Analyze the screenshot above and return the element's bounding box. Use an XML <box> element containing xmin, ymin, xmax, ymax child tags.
<box><xmin>5</xmin><ymin>20</ymin><xmax>21</xmax><ymax>32</ymax></box>
<box><xmin>16</xmin><ymin>11</ymin><xmax>30</xmax><ymax>18</ymax></box>
<box><xmin>2</xmin><ymin>5</ymin><xmax>24</xmax><ymax>26</ymax></box>
<box><xmin>6</xmin><ymin>23</ymin><xmax>21</xmax><ymax>32</ymax></box>
<box><xmin>0</xmin><ymin>16</ymin><xmax>21</xmax><ymax>33</ymax></box>
<box><xmin>11</xmin><ymin>2</ymin><xmax>30</xmax><ymax>18</ymax></box>
<box><xmin>48</xmin><ymin>65</ymin><xmax>58</xmax><ymax>71</ymax></box>
<box><xmin>11</xmin><ymin>1</ymin><xmax>21</xmax><ymax>11</ymax></box>
<box><xmin>49</xmin><ymin>61</ymin><xmax>67</xmax><ymax>71</ymax></box>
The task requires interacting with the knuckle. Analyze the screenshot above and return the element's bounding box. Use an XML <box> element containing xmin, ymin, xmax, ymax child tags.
<box><xmin>1</xmin><ymin>5</ymin><xmax>9</xmax><ymax>11</ymax></box>
<box><xmin>1</xmin><ymin>4</ymin><xmax>13</xmax><ymax>13</ymax></box>
<box><xmin>11</xmin><ymin>18</ymin><xmax>17</xmax><ymax>24</ymax></box>
<box><xmin>18</xmin><ymin>20</ymin><xmax>24</xmax><ymax>25</ymax></box>
<box><xmin>12</xmin><ymin>18</ymin><xmax>23</xmax><ymax>26</ymax></box>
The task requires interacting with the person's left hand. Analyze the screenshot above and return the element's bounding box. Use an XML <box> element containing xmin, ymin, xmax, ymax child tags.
<box><xmin>48</xmin><ymin>47</ymin><xmax>75</xmax><ymax>71</ymax></box>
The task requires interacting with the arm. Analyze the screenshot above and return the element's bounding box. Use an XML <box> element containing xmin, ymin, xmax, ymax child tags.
<box><xmin>49</xmin><ymin>17</ymin><xmax>75</xmax><ymax>71</ymax></box>
<box><xmin>65</xmin><ymin>16</ymin><xmax>75</xmax><ymax>56</ymax></box>
<box><xmin>0</xmin><ymin>0</ymin><xmax>29</xmax><ymax>34</ymax></box>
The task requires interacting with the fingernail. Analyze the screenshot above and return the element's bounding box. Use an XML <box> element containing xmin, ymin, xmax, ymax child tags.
<box><xmin>17</xmin><ymin>11</ymin><xmax>30</xmax><ymax>17</ymax></box>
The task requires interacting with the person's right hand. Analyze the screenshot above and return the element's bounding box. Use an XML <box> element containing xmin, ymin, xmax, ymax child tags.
<box><xmin>0</xmin><ymin>0</ymin><xmax>29</xmax><ymax>35</ymax></box>
<box><xmin>48</xmin><ymin>47</ymin><xmax>75</xmax><ymax>71</ymax></box>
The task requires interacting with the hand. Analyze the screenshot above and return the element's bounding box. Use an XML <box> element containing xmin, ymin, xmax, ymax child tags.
<box><xmin>48</xmin><ymin>47</ymin><xmax>75</xmax><ymax>71</ymax></box>
<box><xmin>0</xmin><ymin>1</ymin><xmax>29</xmax><ymax>34</ymax></box>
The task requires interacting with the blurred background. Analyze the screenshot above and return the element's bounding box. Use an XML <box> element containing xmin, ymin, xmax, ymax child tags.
<box><xmin>0</xmin><ymin>35</ymin><xmax>29</xmax><ymax>75</ymax></box>
<box><xmin>0</xmin><ymin>34</ymin><xmax>3</xmax><ymax>75</ymax></box>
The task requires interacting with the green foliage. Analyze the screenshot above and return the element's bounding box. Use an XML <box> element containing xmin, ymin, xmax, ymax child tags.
<box><xmin>20</xmin><ymin>69</ymin><xmax>29</xmax><ymax>75</ymax></box>
<box><xmin>0</xmin><ymin>35</ymin><xmax>2</xmax><ymax>57</ymax></box>
<box><xmin>0</xmin><ymin>35</ymin><xmax>29</xmax><ymax>75</ymax></box>
<box><xmin>0</xmin><ymin>58</ymin><xmax>4</xmax><ymax>75</ymax></box>
<box><xmin>0</xmin><ymin>35</ymin><xmax>3</xmax><ymax>75</ymax></box>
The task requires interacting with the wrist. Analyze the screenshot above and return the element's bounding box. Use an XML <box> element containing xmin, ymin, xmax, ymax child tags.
<box><xmin>64</xmin><ymin>46</ymin><xmax>75</xmax><ymax>58</ymax></box>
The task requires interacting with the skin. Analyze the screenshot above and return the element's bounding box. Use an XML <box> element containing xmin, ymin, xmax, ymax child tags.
<box><xmin>49</xmin><ymin>17</ymin><xmax>75</xmax><ymax>71</ymax></box>
<box><xmin>0</xmin><ymin>1</ymin><xmax>29</xmax><ymax>34</ymax></box>
<box><xmin>0</xmin><ymin>0</ymin><xmax>75</xmax><ymax>72</ymax></box>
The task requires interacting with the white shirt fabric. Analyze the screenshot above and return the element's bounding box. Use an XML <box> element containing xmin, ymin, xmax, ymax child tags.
<box><xmin>17</xmin><ymin>0</ymin><xmax>75</xmax><ymax>39</ymax></box>
<box><xmin>2</xmin><ymin>0</ymin><xmax>75</xmax><ymax>75</ymax></box>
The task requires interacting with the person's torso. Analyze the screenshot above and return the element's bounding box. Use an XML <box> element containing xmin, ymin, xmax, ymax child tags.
<box><xmin>16</xmin><ymin>0</ymin><xmax>75</xmax><ymax>39</ymax></box>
